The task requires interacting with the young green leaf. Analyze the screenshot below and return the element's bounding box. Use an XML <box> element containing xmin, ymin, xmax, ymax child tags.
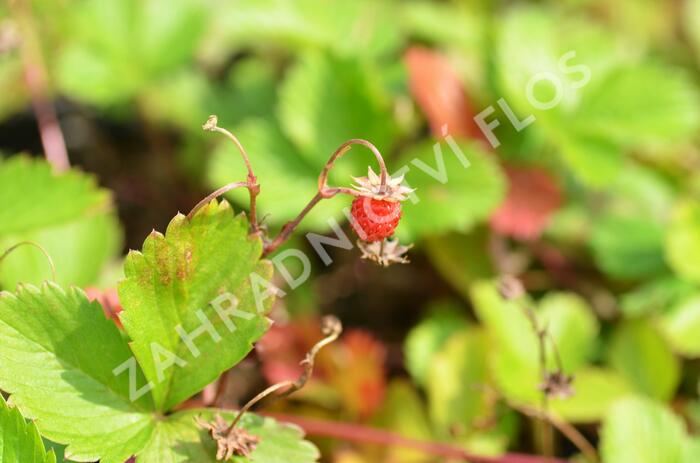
<box><xmin>119</xmin><ymin>200</ymin><xmax>274</xmax><ymax>411</ymax></box>
<box><xmin>0</xmin><ymin>157</ymin><xmax>121</xmax><ymax>288</ymax></box>
<box><xmin>0</xmin><ymin>283</ymin><xmax>154</xmax><ymax>463</ymax></box>
<box><xmin>0</xmin><ymin>395</ymin><xmax>56</xmax><ymax>463</ymax></box>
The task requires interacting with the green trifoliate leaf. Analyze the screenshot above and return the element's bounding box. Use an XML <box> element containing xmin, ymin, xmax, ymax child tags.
<box><xmin>0</xmin><ymin>156</ymin><xmax>121</xmax><ymax>288</ymax></box>
<box><xmin>0</xmin><ymin>283</ymin><xmax>155</xmax><ymax>463</ymax></box>
<box><xmin>119</xmin><ymin>200</ymin><xmax>274</xmax><ymax>411</ymax></box>
<box><xmin>137</xmin><ymin>410</ymin><xmax>319</xmax><ymax>463</ymax></box>
<box><xmin>607</xmin><ymin>319</ymin><xmax>680</xmax><ymax>401</ymax></box>
<box><xmin>601</xmin><ymin>397</ymin><xmax>688</xmax><ymax>463</ymax></box>
<box><xmin>0</xmin><ymin>395</ymin><xmax>56</xmax><ymax>463</ymax></box>
<box><xmin>398</xmin><ymin>141</ymin><xmax>505</xmax><ymax>241</ymax></box>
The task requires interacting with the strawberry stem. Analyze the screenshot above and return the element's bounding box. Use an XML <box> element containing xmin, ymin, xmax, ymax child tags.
<box><xmin>264</xmin><ymin>139</ymin><xmax>390</xmax><ymax>256</ymax></box>
<box><xmin>202</xmin><ymin>116</ymin><xmax>261</xmax><ymax>234</ymax></box>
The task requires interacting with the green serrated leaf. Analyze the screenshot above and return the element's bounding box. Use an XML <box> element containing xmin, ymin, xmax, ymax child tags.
<box><xmin>0</xmin><ymin>395</ymin><xmax>56</xmax><ymax>463</ymax></box>
<box><xmin>137</xmin><ymin>410</ymin><xmax>319</xmax><ymax>463</ymax></box>
<box><xmin>119</xmin><ymin>200</ymin><xmax>274</xmax><ymax>411</ymax></box>
<box><xmin>607</xmin><ymin>319</ymin><xmax>680</xmax><ymax>401</ymax></box>
<box><xmin>0</xmin><ymin>283</ymin><xmax>154</xmax><ymax>463</ymax></box>
<box><xmin>0</xmin><ymin>156</ymin><xmax>121</xmax><ymax>288</ymax></box>
<box><xmin>601</xmin><ymin>397</ymin><xmax>687</xmax><ymax>463</ymax></box>
<box><xmin>398</xmin><ymin>141</ymin><xmax>505</xmax><ymax>241</ymax></box>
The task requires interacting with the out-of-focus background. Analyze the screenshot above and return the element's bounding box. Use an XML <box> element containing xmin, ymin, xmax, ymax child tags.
<box><xmin>2</xmin><ymin>0</ymin><xmax>700</xmax><ymax>461</ymax></box>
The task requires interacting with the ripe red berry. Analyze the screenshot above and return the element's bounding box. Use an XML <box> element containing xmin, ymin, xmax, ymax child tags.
<box><xmin>350</xmin><ymin>196</ymin><xmax>402</xmax><ymax>242</ymax></box>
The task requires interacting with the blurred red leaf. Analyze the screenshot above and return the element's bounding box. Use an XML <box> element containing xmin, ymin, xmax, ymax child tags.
<box><xmin>85</xmin><ymin>287</ymin><xmax>123</xmax><ymax>329</ymax></box>
<box><xmin>405</xmin><ymin>46</ymin><xmax>483</xmax><ymax>140</ymax></box>
<box><xmin>490</xmin><ymin>165</ymin><xmax>563</xmax><ymax>241</ymax></box>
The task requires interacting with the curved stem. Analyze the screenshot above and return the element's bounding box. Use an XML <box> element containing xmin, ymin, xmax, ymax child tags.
<box><xmin>0</xmin><ymin>241</ymin><xmax>56</xmax><ymax>282</ymax></box>
<box><xmin>226</xmin><ymin>316</ymin><xmax>342</xmax><ymax>433</ymax></box>
<box><xmin>264</xmin><ymin>139</ymin><xmax>390</xmax><ymax>256</ymax></box>
<box><xmin>203</xmin><ymin>116</ymin><xmax>260</xmax><ymax>233</ymax></box>
<box><xmin>187</xmin><ymin>181</ymin><xmax>248</xmax><ymax>220</ymax></box>
<box><xmin>318</xmin><ymin>138</ymin><xmax>388</xmax><ymax>194</ymax></box>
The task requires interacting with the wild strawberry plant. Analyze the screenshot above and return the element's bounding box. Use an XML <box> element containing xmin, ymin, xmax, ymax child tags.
<box><xmin>0</xmin><ymin>115</ymin><xmax>414</xmax><ymax>462</ymax></box>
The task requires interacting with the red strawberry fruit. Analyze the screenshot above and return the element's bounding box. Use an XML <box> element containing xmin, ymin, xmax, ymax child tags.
<box><xmin>350</xmin><ymin>196</ymin><xmax>402</xmax><ymax>242</ymax></box>
<box><xmin>349</xmin><ymin>167</ymin><xmax>413</xmax><ymax>242</ymax></box>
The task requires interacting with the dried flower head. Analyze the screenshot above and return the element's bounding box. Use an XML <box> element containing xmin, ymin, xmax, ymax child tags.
<box><xmin>539</xmin><ymin>371</ymin><xmax>575</xmax><ymax>399</ymax></box>
<box><xmin>358</xmin><ymin>239</ymin><xmax>412</xmax><ymax>266</ymax></box>
<box><xmin>352</xmin><ymin>167</ymin><xmax>414</xmax><ymax>201</ymax></box>
<box><xmin>196</xmin><ymin>414</ymin><xmax>260</xmax><ymax>460</ymax></box>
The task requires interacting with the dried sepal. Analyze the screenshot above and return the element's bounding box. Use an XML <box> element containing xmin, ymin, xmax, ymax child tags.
<box><xmin>358</xmin><ymin>238</ymin><xmax>413</xmax><ymax>266</ymax></box>
<box><xmin>196</xmin><ymin>414</ymin><xmax>261</xmax><ymax>460</ymax></box>
<box><xmin>352</xmin><ymin>167</ymin><xmax>414</xmax><ymax>201</ymax></box>
<box><xmin>539</xmin><ymin>371</ymin><xmax>575</xmax><ymax>399</ymax></box>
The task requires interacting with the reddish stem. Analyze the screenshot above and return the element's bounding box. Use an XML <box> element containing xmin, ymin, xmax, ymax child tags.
<box><xmin>14</xmin><ymin>0</ymin><xmax>70</xmax><ymax>172</ymax></box>
<box><xmin>266</xmin><ymin>413</ymin><xmax>566</xmax><ymax>463</ymax></box>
